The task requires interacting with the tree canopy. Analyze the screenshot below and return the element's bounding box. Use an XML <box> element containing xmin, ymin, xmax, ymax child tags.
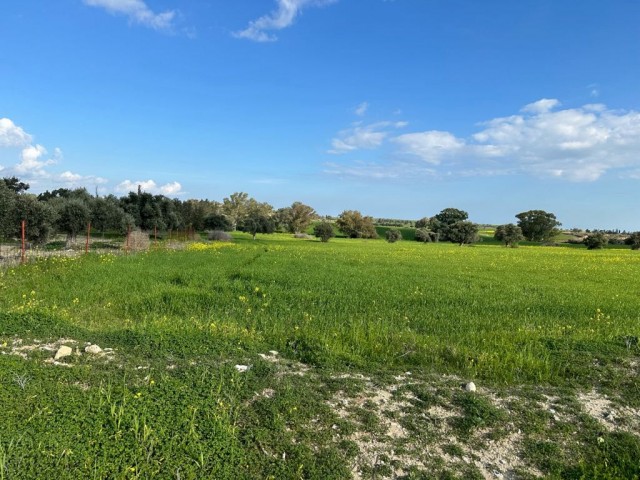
<box><xmin>516</xmin><ymin>210</ymin><xmax>561</xmax><ymax>242</ymax></box>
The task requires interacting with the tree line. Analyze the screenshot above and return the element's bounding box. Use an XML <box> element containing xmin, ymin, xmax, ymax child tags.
<box><xmin>1</xmin><ymin>176</ymin><xmax>638</xmax><ymax>250</ymax></box>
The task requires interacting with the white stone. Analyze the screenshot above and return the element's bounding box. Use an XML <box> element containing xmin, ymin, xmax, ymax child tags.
<box><xmin>54</xmin><ymin>345</ymin><xmax>73</xmax><ymax>360</ymax></box>
<box><xmin>268</xmin><ymin>350</ymin><xmax>279</xmax><ymax>356</ymax></box>
<box><xmin>464</xmin><ymin>382</ymin><xmax>477</xmax><ymax>392</ymax></box>
<box><xmin>85</xmin><ymin>344</ymin><xmax>103</xmax><ymax>354</ymax></box>
<box><xmin>235</xmin><ymin>364</ymin><xmax>250</xmax><ymax>373</ymax></box>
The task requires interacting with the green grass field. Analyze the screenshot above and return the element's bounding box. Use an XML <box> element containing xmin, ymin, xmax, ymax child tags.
<box><xmin>1</xmin><ymin>234</ymin><xmax>639</xmax><ymax>479</ymax></box>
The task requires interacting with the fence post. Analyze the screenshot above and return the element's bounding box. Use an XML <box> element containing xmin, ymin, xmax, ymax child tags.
<box><xmin>21</xmin><ymin>220</ymin><xmax>26</xmax><ymax>264</ymax></box>
<box><xmin>154</xmin><ymin>225</ymin><xmax>157</xmax><ymax>247</ymax></box>
<box><xmin>126</xmin><ymin>225</ymin><xmax>131</xmax><ymax>253</ymax></box>
<box><xmin>85</xmin><ymin>222</ymin><xmax>91</xmax><ymax>254</ymax></box>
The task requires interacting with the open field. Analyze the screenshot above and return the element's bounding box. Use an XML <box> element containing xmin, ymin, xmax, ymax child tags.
<box><xmin>1</xmin><ymin>234</ymin><xmax>639</xmax><ymax>479</ymax></box>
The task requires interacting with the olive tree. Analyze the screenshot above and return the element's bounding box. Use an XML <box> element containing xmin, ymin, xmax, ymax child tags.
<box><xmin>313</xmin><ymin>222</ymin><xmax>335</xmax><ymax>242</ymax></box>
<box><xmin>516</xmin><ymin>210</ymin><xmax>561</xmax><ymax>242</ymax></box>
<box><xmin>494</xmin><ymin>224</ymin><xmax>524</xmax><ymax>247</ymax></box>
<box><xmin>336</xmin><ymin>210</ymin><xmax>377</xmax><ymax>239</ymax></box>
<box><xmin>446</xmin><ymin>221</ymin><xmax>479</xmax><ymax>246</ymax></box>
<box><xmin>583</xmin><ymin>232</ymin><xmax>608</xmax><ymax>250</ymax></box>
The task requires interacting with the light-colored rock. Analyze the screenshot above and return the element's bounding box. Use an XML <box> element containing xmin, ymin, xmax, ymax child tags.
<box><xmin>268</xmin><ymin>350</ymin><xmax>279</xmax><ymax>356</ymax></box>
<box><xmin>54</xmin><ymin>345</ymin><xmax>73</xmax><ymax>360</ymax></box>
<box><xmin>85</xmin><ymin>344</ymin><xmax>103</xmax><ymax>354</ymax></box>
<box><xmin>235</xmin><ymin>364</ymin><xmax>250</xmax><ymax>373</ymax></box>
<box><xmin>464</xmin><ymin>381</ymin><xmax>477</xmax><ymax>392</ymax></box>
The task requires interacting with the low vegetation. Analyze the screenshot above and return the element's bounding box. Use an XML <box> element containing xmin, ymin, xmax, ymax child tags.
<box><xmin>1</xmin><ymin>234</ymin><xmax>639</xmax><ymax>478</ymax></box>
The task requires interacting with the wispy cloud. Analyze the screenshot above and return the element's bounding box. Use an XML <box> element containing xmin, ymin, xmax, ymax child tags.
<box><xmin>83</xmin><ymin>0</ymin><xmax>177</xmax><ymax>31</ymax></box>
<box><xmin>354</xmin><ymin>102</ymin><xmax>369</xmax><ymax>117</ymax></box>
<box><xmin>0</xmin><ymin>118</ymin><xmax>33</xmax><ymax>147</ymax></box>
<box><xmin>328</xmin><ymin>121</ymin><xmax>408</xmax><ymax>154</ymax></box>
<box><xmin>233</xmin><ymin>0</ymin><xmax>338</xmax><ymax>42</ymax></box>
<box><xmin>326</xmin><ymin>99</ymin><xmax>640</xmax><ymax>182</ymax></box>
<box><xmin>116</xmin><ymin>179</ymin><xmax>184</xmax><ymax>196</ymax></box>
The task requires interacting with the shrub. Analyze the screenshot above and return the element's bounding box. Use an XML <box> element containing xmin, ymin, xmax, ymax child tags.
<box><xmin>313</xmin><ymin>222</ymin><xmax>335</xmax><ymax>242</ymax></box>
<box><xmin>583</xmin><ymin>232</ymin><xmax>608</xmax><ymax>250</ymax></box>
<box><xmin>126</xmin><ymin>229</ymin><xmax>150</xmax><ymax>252</ymax></box>
<box><xmin>207</xmin><ymin>230</ymin><xmax>233</xmax><ymax>242</ymax></box>
<box><xmin>625</xmin><ymin>232</ymin><xmax>640</xmax><ymax>250</ymax></box>
<box><xmin>446</xmin><ymin>221</ymin><xmax>479</xmax><ymax>246</ymax></box>
<box><xmin>385</xmin><ymin>229</ymin><xmax>402</xmax><ymax>243</ymax></box>
<box><xmin>336</xmin><ymin>210</ymin><xmax>377</xmax><ymax>239</ymax></box>
<box><xmin>203</xmin><ymin>213</ymin><xmax>232</xmax><ymax>232</ymax></box>
<box><xmin>415</xmin><ymin>228</ymin><xmax>439</xmax><ymax>243</ymax></box>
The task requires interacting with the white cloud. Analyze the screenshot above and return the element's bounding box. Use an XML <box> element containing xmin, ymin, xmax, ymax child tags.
<box><xmin>0</xmin><ymin>118</ymin><xmax>32</xmax><ymax>147</ymax></box>
<box><xmin>393</xmin><ymin>131</ymin><xmax>465</xmax><ymax>164</ymax></box>
<box><xmin>355</xmin><ymin>102</ymin><xmax>369</xmax><ymax>117</ymax></box>
<box><xmin>326</xmin><ymin>99</ymin><xmax>640</xmax><ymax>182</ymax></box>
<box><xmin>521</xmin><ymin>98</ymin><xmax>561</xmax><ymax>114</ymax></box>
<box><xmin>116</xmin><ymin>179</ymin><xmax>184</xmax><ymax>196</ymax></box>
<box><xmin>233</xmin><ymin>0</ymin><xmax>337</xmax><ymax>42</ymax></box>
<box><xmin>15</xmin><ymin>145</ymin><xmax>56</xmax><ymax>177</ymax></box>
<box><xmin>328</xmin><ymin>121</ymin><xmax>407</xmax><ymax>154</ymax></box>
<box><xmin>83</xmin><ymin>0</ymin><xmax>176</xmax><ymax>30</ymax></box>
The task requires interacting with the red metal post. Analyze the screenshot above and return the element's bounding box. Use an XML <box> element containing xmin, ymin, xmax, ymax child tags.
<box><xmin>21</xmin><ymin>220</ymin><xmax>26</xmax><ymax>264</ymax></box>
<box><xmin>85</xmin><ymin>222</ymin><xmax>91</xmax><ymax>254</ymax></box>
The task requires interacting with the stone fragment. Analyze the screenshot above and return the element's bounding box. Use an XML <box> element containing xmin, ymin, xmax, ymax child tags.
<box><xmin>464</xmin><ymin>381</ymin><xmax>477</xmax><ymax>392</ymax></box>
<box><xmin>54</xmin><ymin>345</ymin><xmax>73</xmax><ymax>360</ymax></box>
<box><xmin>235</xmin><ymin>364</ymin><xmax>250</xmax><ymax>373</ymax></box>
<box><xmin>85</xmin><ymin>344</ymin><xmax>103</xmax><ymax>354</ymax></box>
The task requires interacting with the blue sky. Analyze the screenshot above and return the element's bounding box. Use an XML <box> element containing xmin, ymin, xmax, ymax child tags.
<box><xmin>1</xmin><ymin>0</ymin><xmax>639</xmax><ymax>230</ymax></box>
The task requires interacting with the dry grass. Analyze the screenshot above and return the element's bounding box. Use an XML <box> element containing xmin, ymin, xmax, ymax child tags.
<box><xmin>126</xmin><ymin>229</ymin><xmax>150</xmax><ymax>252</ymax></box>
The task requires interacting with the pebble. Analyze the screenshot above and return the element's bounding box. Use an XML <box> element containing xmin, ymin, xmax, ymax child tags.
<box><xmin>85</xmin><ymin>344</ymin><xmax>103</xmax><ymax>355</ymax></box>
<box><xmin>465</xmin><ymin>381</ymin><xmax>477</xmax><ymax>392</ymax></box>
<box><xmin>235</xmin><ymin>364</ymin><xmax>250</xmax><ymax>373</ymax></box>
<box><xmin>54</xmin><ymin>345</ymin><xmax>73</xmax><ymax>360</ymax></box>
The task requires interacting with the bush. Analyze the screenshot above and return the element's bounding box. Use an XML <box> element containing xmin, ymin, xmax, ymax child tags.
<box><xmin>446</xmin><ymin>221</ymin><xmax>479</xmax><ymax>246</ymax></box>
<box><xmin>313</xmin><ymin>222</ymin><xmax>335</xmax><ymax>242</ymax></box>
<box><xmin>126</xmin><ymin>229</ymin><xmax>150</xmax><ymax>252</ymax></box>
<box><xmin>583</xmin><ymin>232</ymin><xmax>608</xmax><ymax>250</ymax></box>
<box><xmin>385</xmin><ymin>229</ymin><xmax>402</xmax><ymax>243</ymax></box>
<box><xmin>203</xmin><ymin>213</ymin><xmax>232</xmax><ymax>232</ymax></box>
<box><xmin>415</xmin><ymin>228</ymin><xmax>439</xmax><ymax>243</ymax></box>
<box><xmin>207</xmin><ymin>230</ymin><xmax>233</xmax><ymax>242</ymax></box>
<box><xmin>625</xmin><ymin>232</ymin><xmax>640</xmax><ymax>250</ymax></box>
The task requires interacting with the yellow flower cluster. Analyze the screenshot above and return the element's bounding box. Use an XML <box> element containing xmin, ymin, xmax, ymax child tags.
<box><xmin>186</xmin><ymin>242</ymin><xmax>237</xmax><ymax>252</ymax></box>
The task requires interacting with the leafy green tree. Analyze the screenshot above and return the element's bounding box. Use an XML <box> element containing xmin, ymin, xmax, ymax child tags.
<box><xmin>431</xmin><ymin>208</ymin><xmax>469</xmax><ymax>241</ymax></box>
<box><xmin>222</xmin><ymin>192</ymin><xmax>250</xmax><ymax>231</ymax></box>
<box><xmin>516</xmin><ymin>210</ymin><xmax>561</xmax><ymax>242</ymax></box>
<box><xmin>415</xmin><ymin>217</ymin><xmax>430</xmax><ymax>229</ymax></box>
<box><xmin>1</xmin><ymin>176</ymin><xmax>30</xmax><ymax>194</ymax></box>
<box><xmin>278</xmin><ymin>202</ymin><xmax>317</xmax><ymax>234</ymax></box>
<box><xmin>56</xmin><ymin>199</ymin><xmax>91</xmax><ymax>244</ymax></box>
<box><xmin>0</xmin><ymin>181</ymin><xmax>16</xmax><ymax>239</ymax></box>
<box><xmin>336</xmin><ymin>210</ymin><xmax>378</xmax><ymax>239</ymax></box>
<box><xmin>446</xmin><ymin>221</ymin><xmax>479</xmax><ymax>246</ymax></box>
<box><xmin>494</xmin><ymin>224</ymin><xmax>525</xmax><ymax>248</ymax></box>
<box><xmin>203</xmin><ymin>213</ymin><xmax>232</xmax><ymax>232</ymax></box>
<box><xmin>385</xmin><ymin>229</ymin><xmax>402</xmax><ymax>243</ymax></box>
<box><xmin>239</xmin><ymin>213</ymin><xmax>275</xmax><ymax>240</ymax></box>
<box><xmin>313</xmin><ymin>222</ymin><xmax>335</xmax><ymax>242</ymax></box>
<box><xmin>11</xmin><ymin>195</ymin><xmax>56</xmax><ymax>244</ymax></box>
<box><xmin>583</xmin><ymin>232</ymin><xmax>608</xmax><ymax>250</ymax></box>
<box><xmin>91</xmin><ymin>196</ymin><xmax>128</xmax><ymax>235</ymax></box>
<box><xmin>625</xmin><ymin>232</ymin><xmax>640</xmax><ymax>250</ymax></box>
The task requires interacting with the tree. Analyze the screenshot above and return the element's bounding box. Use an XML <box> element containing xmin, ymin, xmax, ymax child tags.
<box><xmin>446</xmin><ymin>221</ymin><xmax>479</xmax><ymax>246</ymax></box>
<box><xmin>91</xmin><ymin>195</ymin><xmax>128</xmax><ymax>235</ymax></box>
<box><xmin>516</xmin><ymin>210</ymin><xmax>561</xmax><ymax>242</ymax></box>
<box><xmin>415</xmin><ymin>217</ymin><xmax>430</xmax><ymax>229</ymax></box>
<box><xmin>203</xmin><ymin>213</ymin><xmax>232</xmax><ymax>232</ymax></box>
<box><xmin>494</xmin><ymin>224</ymin><xmax>525</xmax><ymax>248</ymax></box>
<box><xmin>1</xmin><ymin>176</ymin><xmax>29</xmax><ymax>194</ymax></box>
<box><xmin>431</xmin><ymin>208</ymin><xmax>469</xmax><ymax>241</ymax></box>
<box><xmin>625</xmin><ymin>232</ymin><xmax>640</xmax><ymax>250</ymax></box>
<box><xmin>239</xmin><ymin>213</ymin><xmax>275</xmax><ymax>240</ymax></box>
<box><xmin>385</xmin><ymin>229</ymin><xmax>402</xmax><ymax>243</ymax></box>
<box><xmin>56</xmin><ymin>199</ymin><xmax>91</xmax><ymax>244</ymax></box>
<box><xmin>336</xmin><ymin>210</ymin><xmax>378</xmax><ymax>239</ymax></box>
<box><xmin>222</xmin><ymin>192</ymin><xmax>250</xmax><ymax>231</ymax></box>
<box><xmin>313</xmin><ymin>222</ymin><xmax>335</xmax><ymax>242</ymax></box>
<box><xmin>583</xmin><ymin>232</ymin><xmax>608</xmax><ymax>250</ymax></box>
<box><xmin>0</xmin><ymin>181</ymin><xmax>16</xmax><ymax>239</ymax></box>
<box><xmin>11</xmin><ymin>195</ymin><xmax>56</xmax><ymax>244</ymax></box>
<box><xmin>278</xmin><ymin>202</ymin><xmax>317</xmax><ymax>234</ymax></box>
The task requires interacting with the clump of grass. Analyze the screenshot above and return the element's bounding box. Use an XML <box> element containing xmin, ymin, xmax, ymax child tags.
<box><xmin>207</xmin><ymin>230</ymin><xmax>233</xmax><ymax>242</ymax></box>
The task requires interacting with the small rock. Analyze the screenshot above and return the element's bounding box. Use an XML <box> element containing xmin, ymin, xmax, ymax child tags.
<box><xmin>464</xmin><ymin>382</ymin><xmax>476</xmax><ymax>392</ymax></box>
<box><xmin>54</xmin><ymin>345</ymin><xmax>73</xmax><ymax>360</ymax></box>
<box><xmin>268</xmin><ymin>350</ymin><xmax>279</xmax><ymax>356</ymax></box>
<box><xmin>85</xmin><ymin>344</ymin><xmax>103</xmax><ymax>355</ymax></box>
<box><xmin>235</xmin><ymin>364</ymin><xmax>250</xmax><ymax>373</ymax></box>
